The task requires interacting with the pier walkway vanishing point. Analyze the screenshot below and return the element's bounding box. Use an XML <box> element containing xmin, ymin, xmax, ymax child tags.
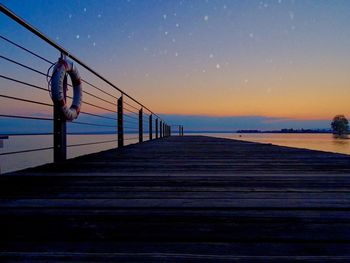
<box><xmin>2</xmin><ymin>135</ymin><xmax>350</xmax><ymax>262</ymax></box>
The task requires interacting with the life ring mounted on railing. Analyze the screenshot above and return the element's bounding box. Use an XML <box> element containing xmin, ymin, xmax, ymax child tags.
<box><xmin>49</xmin><ymin>57</ymin><xmax>82</xmax><ymax>121</ymax></box>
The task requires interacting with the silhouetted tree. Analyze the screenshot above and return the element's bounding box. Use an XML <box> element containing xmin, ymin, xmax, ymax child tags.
<box><xmin>331</xmin><ymin>115</ymin><xmax>349</xmax><ymax>137</ymax></box>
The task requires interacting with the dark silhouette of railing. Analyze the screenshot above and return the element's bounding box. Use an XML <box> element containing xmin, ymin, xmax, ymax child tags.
<box><xmin>0</xmin><ymin>4</ymin><xmax>184</xmax><ymax>167</ymax></box>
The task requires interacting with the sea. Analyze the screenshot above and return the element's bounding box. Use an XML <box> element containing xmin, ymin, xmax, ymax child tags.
<box><xmin>1</xmin><ymin>133</ymin><xmax>350</xmax><ymax>174</ymax></box>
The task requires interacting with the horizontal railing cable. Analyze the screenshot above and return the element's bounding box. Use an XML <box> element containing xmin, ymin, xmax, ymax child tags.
<box><xmin>2</xmin><ymin>71</ymin><xmax>117</xmax><ymax>117</ymax></box>
<box><xmin>1</xmin><ymin>34</ymin><xmax>120</xmax><ymax>102</ymax></box>
<box><xmin>0</xmin><ymin>133</ymin><xmax>53</xmax><ymax>136</ymax></box>
<box><xmin>123</xmin><ymin>107</ymin><xmax>139</xmax><ymax>115</ymax></box>
<box><xmin>82</xmin><ymin>89</ymin><xmax>116</xmax><ymax>106</ymax></box>
<box><xmin>79</xmin><ymin>111</ymin><xmax>117</xmax><ymax>121</ymax></box>
<box><xmin>81</xmin><ymin>100</ymin><xmax>116</xmax><ymax>113</ymax></box>
<box><xmin>70</xmin><ymin>121</ymin><xmax>117</xmax><ymax>128</ymax></box>
<box><xmin>0</xmin><ymin>35</ymin><xmax>54</xmax><ymax>64</ymax></box>
<box><xmin>0</xmin><ymin>146</ymin><xmax>54</xmax><ymax>156</ymax></box>
<box><xmin>124</xmin><ymin>126</ymin><xmax>139</xmax><ymax>130</ymax></box>
<box><xmin>0</xmin><ymin>55</ymin><xmax>47</xmax><ymax>77</ymax></box>
<box><xmin>0</xmin><ymin>5</ymin><xmax>164</xmax><ymax>121</ymax></box>
<box><xmin>68</xmin><ymin>132</ymin><xmax>117</xmax><ymax>135</ymax></box>
<box><xmin>67</xmin><ymin>139</ymin><xmax>118</xmax><ymax>148</ymax></box>
<box><xmin>0</xmin><ymin>114</ymin><xmax>52</xmax><ymax>121</ymax></box>
<box><xmin>0</xmin><ymin>94</ymin><xmax>52</xmax><ymax>107</ymax></box>
<box><xmin>0</xmin><ymin>111</ymin><xmax>115</xmax><ymax>125</ymax></box>
<box><xmin>1</xmin><ymin>56</ymin><xmax>117</xmax><ymax>108</ymax></box>
<box><xmin>124</xmin><ymin>137</ymin><xmax>139</xmax><ymax>141</ymax></box>
<box><xmin>124</xmin><ymin>101</ymin><xmax>139</xmax><ymax>111</ymax></box>
<box><xmin>123</xmin><ymin>119</ymin><xmax>138</xmax><ymax>125</ymax></box>
<box><xmin>124</xmin><ymin>114</ymin><xmax>138</xmax><ymax>120</ymax></box>
<box><xmin>64</xmin><ymin>93</ymin><xmax>115</xmax><ymax>113</ymax></box>
<box><xmin>81</xmin><ymin>79</ymin><xmax>118</xmax><ymax>100</ymax></box>
<box><xmin>0</xmin><ymin>74</ymin><xmax>47</xmax><ymax>92</ymax></box>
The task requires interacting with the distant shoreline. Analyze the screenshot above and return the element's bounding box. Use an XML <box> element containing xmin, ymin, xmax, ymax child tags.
<box><xmin>0</xmin><ymin>130</ymin><xmax>333</xmax><ymax>136</ymax></box>
<box><xmin>185</xmin><ymin>130</ymin><xmax>332</xmax><ymax>134</ymax></box>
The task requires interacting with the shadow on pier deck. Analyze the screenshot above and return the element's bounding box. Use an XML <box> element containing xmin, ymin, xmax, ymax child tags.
<box><xmin>2</xmin><ymin>135</ymin><xmax>350</xmax><ymax>262</ymax></box>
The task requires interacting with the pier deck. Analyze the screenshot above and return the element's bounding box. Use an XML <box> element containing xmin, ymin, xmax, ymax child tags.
<box><xmin>2</xmin><ymin>135</ymin><xmax>350</xmax><ymax>262</ymax></box>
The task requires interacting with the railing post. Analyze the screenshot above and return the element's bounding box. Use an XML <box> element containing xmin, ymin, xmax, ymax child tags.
<box><xmin>139</xmin><ymin>108</ymin><xmax>143</xmax><ymax>143</ymax></box>
<box><xmin>117</xmin><ymin>95</ymin><xmax>124</xmax><ymax>147</ymax></box>
<box><xmin>54</xmin><ymin>55</ymin><xmax>67</xmax><ymax>163</ymax></box>
<box><xmin>53</xmin><ymin>104</ymin><xmax>66</xmax><ymax>162</ymax></box>
<box><xmin>160</xmin><ymin>121</ymin><xmax>162</xmax><ymax>138</ymax></box>
<box><xmin>182</xmin><ymin>126</ymin><xmax>184</xmax><ymax>136</ymax></box>
<box><xmin>149</xmin><ymin>114</ymin><xmax>153</xmax><ymax>140</ymax></box>
<box><xmin>155</xmin><ymin>118</ymin><xmax>159</xmax><ymax>139</ymax></box>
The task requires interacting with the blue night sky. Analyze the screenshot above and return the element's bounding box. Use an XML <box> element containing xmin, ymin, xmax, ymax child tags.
<box><xmin>1</xmin><ymin>0</ymin><xmax>350</xmax><ymax>131</ymax></box>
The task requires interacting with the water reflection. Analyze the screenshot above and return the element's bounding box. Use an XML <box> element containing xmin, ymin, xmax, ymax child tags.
<box><xmin>195</xmin><ymin>133</ymin><xmax>350</xmax><ymax>156</ymax></box>
<box><xmin>332</xmin><ymin>136</ymin><xmax>350</xmax><ymax>151</ymax></box>
<box><xmin>0</xmin><ymin>134</ymin><xmax>140</xmax><ymax>174</ymax></box>
<box><xmin>332</xmin><ymin>134</ymin><xmax>349</xmax><ymax>140</ymax></box>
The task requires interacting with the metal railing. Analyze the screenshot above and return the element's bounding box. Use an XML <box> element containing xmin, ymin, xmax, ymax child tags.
<box><xmin>0</xmin><ymin>4</ymin><xmax>184</xmax><ymax>166</ymax></box>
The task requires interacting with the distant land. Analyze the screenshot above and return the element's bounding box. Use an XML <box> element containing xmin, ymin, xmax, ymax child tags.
<box><xmin>177</xmin><ymin>129</ymin><xmax>331</xmax><ymax>134</ymax></box>
<box><xmin>236</xmin><ymin>128</ymin><xmax>332</xmax><ymax>134</ymax></box>
<box><xmin>0</xmin><ymin>129</ymin><xmax>334</xmax><ymax>136</ymax></box>
<box><xmin>184</xmin><ymin>129</ymin><xmax>332</xmax><ymax>134</ymax></box>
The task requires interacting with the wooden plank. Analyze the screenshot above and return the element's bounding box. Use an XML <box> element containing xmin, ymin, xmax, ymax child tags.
<box><xmin>1</xmin><ymin>252</ymin><xmax>350</xmax><ymax>262</ymax></box>
<box><xmin>2</xmin><ymin>136</ymin><xmax>350</xmax><ymax>260</ymax></box>
<box><xmin>2</xmin><ymin>242</ymin><xmax>350</xmax><ymax>256</ymax></box>
<box><xmin>3</xmin><ymin>191</ymin><xmax>350</xmax><ymax>199</ymax></box>
<box><xmin>2</xmin><ymin>198</ymin><xmax>350</xmax><ymax>208</ymax></box>
<box><xmin>2</xmin><ymin>212</ymin><xmax>350</xmax><ymax>242</ymax></box>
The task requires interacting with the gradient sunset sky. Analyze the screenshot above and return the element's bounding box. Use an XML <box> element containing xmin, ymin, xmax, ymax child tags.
<box><xmin>1</xmin><ymin>0</ymin><xmax>350</xmax><ymax>131</ymax></box>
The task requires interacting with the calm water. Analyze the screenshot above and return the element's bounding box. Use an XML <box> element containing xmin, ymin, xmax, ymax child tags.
<box><xmin>1</xmin><ymin>133</ymin><xmax>350</xmax><ymax>174</ymax></box>
<box><xmin>195</xmin><ymin>133</ymin><xmax>350</xmax><ymax>155</ymax></box>
<box><xmin>0</xmin><ymin>134</ymin><xmax>139</xmax><ymax>174</ymax></box>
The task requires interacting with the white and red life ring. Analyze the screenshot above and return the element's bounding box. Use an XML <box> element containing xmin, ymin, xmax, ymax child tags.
<box><xmin>50</xmin><ymin>58</ymin><xmax>82</xmax><ymax>121</ymax></box>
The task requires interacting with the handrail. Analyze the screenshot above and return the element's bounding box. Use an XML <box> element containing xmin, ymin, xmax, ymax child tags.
<box><xmin>0</xmin><ymin>4</ymin><xmax>162</xmax><ymax>120</ymax></box>
<box><xmin>0</xmin><ymin>4</ymin><xmax>183</xmax><ymax>170</ymax></box>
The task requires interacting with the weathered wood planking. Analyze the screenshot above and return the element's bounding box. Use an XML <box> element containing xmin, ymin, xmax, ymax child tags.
<box><xmin>2</xmin><ymin>135</ymin><xmax>350</xmax><ymax>262</ymax></box>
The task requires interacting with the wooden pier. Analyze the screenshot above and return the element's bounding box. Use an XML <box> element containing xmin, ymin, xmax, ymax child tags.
<box><xmin>2</xmin><ymin>135</ymin><xmax>350</xmax><ymax>262</ymax></box>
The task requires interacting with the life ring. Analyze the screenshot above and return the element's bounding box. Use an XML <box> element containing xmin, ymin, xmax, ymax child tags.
<box><xmin>50</xmin><ymin>58</ymin><xmax>82</xmax><ymax>121</ymax></box>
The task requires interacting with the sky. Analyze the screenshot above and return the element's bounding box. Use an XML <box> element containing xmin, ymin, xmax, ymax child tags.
<box><xmin>1</xmin><ymin>0</ymin><xmax>350</xmax><ymax>131</ymax></box>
